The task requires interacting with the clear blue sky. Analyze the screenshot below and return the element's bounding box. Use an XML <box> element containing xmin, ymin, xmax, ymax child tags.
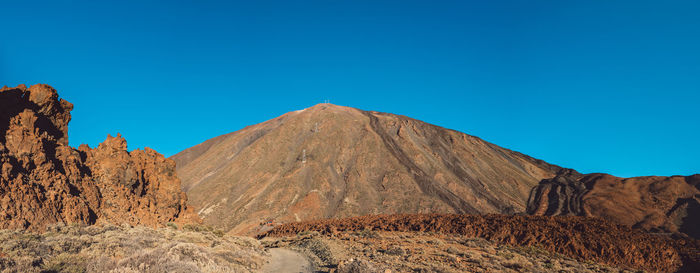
<box><xmin>2</xmin><ymin>1</ymin><xmax>698</xmax><ymax>177</ymax></box>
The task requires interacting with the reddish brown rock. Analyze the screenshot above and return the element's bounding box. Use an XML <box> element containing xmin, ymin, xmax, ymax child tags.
<box><xmin>0</xmin><ymin>84</ymin><xmax>198</xmax><ymax>230</ymax></box>
<box><xmin>527</xmin><ymin>171</ymin><xmax>700</xmax><ymax>239</ymax></box>
<box><xmin>260</xmin><ymin>213</ymin><xmax>700</xmax><ymax>273</ymax></box>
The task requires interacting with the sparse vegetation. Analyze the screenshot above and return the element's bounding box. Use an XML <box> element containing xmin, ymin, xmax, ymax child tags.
<box><xmin>0</xmin><ymin>224</ymin><xmax>266</xmax><ymax>273</ymax></box>
<box><xmin>383</xmin><ymin>246</ymin><xmax>405</xmax><ymax>256</ymax></box>
<box><xmin>336</xmin><ymin>258</ymin><xmax>383</xmax><ymax>273</ymax></box>
<box><xmin>182</xmin><ymin>223</ymin><xmax>226</xmax><ymax>237</ymax></box>
<box><xmin>543</xmin><ymin>260</ymin><xmax>554</xmax><ymax>268</ymax></box>
<box><xmin>261</xmin><ymin>213</ymin><xmax>696</xmax><ymax>272</ymax></box>
<box><xmin>353</xmin><ymin>229</ymin><xmax>379</xmax><ymax>239</ymax></box>
<box><xmin>298</xmin><ymin>238</ymin><xmax>336</xmax><ymax>265</ymax></box>
<box><xmin>496</xmin><ymin>250</ymin><xmax>515</xmax><ymax>259</ymax></box>
<box><xmin>275</xmin><ymin>230</ymin><xmax>640</xmax><ymax>273</ymax></box>
<box><xmin>445</xmin><ymin>246</ymin><xmax>460</xmax><ymax>255</ymax></box>
<box><xmin>513</xmin><ymin>244</ymin><xmax>568</xmax><ymax>260</ymax></box>
<box><xmin>297</xmin><ymin>230</ymin><xmax>314</xmax><ymax>237</ymax></box>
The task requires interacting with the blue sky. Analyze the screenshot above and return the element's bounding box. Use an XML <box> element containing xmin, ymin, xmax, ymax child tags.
<box><xmin>2</xmin><ymin>0</ymin><xmax>698</xmax><ymax>177</ymax></box>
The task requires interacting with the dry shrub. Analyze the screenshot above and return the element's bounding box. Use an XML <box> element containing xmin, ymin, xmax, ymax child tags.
<box><xmin>0</xmin><ymin>224</ymin><xmax>266</xmax><ymax>273</ymax></box>
<box><xmin>298</xmin><ymin>238</ymin><xmax>335</xmax><ymax>264</ymax></box>
<box><xmin>383</xmin><ymin>246</ymin><xmax>405</xmax><ymax>256</ymax></box>
<box><xmin>336</xmin><ymin>258</ymin><xmax>382</xmax><ymax>273</ymax></box>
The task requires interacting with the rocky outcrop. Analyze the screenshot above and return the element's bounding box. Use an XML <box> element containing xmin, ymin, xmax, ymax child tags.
<box><xmin>172</xmin><ymin>103</ymin><xmax>563</xmax><ymax>234</ymax></box>
<box><xmin>260</xmin><ymin>213</ymin><xmax>700</xmax><ymax>273</ymax></box>
<box><xmin>0</xmin><ymin>84</ymin><xmax>198</xmax><ymax>230</ymax></box>
<box><xmin>527</xmin><ymin>171</ymin><xmax>700</xmax><ymax>239</ymax></box>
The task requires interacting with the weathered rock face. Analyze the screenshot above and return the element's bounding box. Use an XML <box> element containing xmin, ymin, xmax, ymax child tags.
<box><xmin>527</xmin><ymin>171</ymin><xmax>700</xmax><ymax>239</ymax></box>
<box><xmin>0</xmin><ymin>84</ymin><xmax>198</xmax><ymax>230</ymax></box>
<box><xmin>171</xmin><ymin>103</ymin><xmax>563</xmax><ymax>234</ymax></box>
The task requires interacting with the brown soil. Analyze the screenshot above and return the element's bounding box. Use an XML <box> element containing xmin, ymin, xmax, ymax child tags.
<box><xmin>259</xmin><ymin>213</ymin><xmax>700</xmax><ymax>273</ymax></box>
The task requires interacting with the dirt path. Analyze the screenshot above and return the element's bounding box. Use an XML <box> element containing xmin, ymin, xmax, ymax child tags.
<box><xmin>262</xmin><ymin>248</ymin><xmax>313</xmax><ymax>273</ymax></box>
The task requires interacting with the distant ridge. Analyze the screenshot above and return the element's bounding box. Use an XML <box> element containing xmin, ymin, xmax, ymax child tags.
<box><xmin>528</xmin><ymin>171</ymin><xmax>700</xmax><ymax>239</ymax></box>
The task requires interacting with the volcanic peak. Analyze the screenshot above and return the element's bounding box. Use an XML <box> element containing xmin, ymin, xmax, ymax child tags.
<box><xmin>172</xmin><ymin>101</ymin><xmax>563</xmax><ymax>234</ymax></box>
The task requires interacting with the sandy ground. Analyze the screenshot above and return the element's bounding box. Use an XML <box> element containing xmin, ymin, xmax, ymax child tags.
<box><xmin>262</xmin><ymin>248</ymin><xmax>313</xmax><ymax>273</ymax></box>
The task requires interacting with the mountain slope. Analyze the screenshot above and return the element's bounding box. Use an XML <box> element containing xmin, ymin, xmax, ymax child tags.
<box><xmin>172</xmin><ymin>103</ymin><xmax>562</xmax><ymax>234</ymax></box>
<box><xmin>527</xmin><ymin>172</ymin><xmax>700</xmax><ymax>238</ymax></box>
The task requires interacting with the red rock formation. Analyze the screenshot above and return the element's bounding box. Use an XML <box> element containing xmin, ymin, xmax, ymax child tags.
<box><xmin>0</xmin><ymin>84</ymin><xmax>198</xmax><ymax>230</ymax></box>
<box><xmin>527</xmin><ymin>171</ymin><xmax>700</xmax><ymax>239</ymax></box>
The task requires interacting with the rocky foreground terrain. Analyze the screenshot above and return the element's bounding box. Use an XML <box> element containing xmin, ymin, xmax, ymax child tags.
<box><xmin>0</xmin><ymin>223</ymin><xmax>266</xmax><ymax>273</ymax></box>
<box><xmin>0</xmin><ymin>84</ymin><xmax>198</xmax><ymax>230</ymax></box>
<box><xmin>267</xmin><ymin>230</ymin><xmax>636</xmax><ymax>273</ymax></box>
<box><xmin>172</xmin><ymin>103</ymin><xmax>563</xmax><ymax>234</ymax></box>
<box><xmin>260</xmin><ymin>214</ymin><xmax>700</xmax><ymax>273</ymax></box>
<box><xmin>2</xmin><ymin>213</ymin><xmax>696</xmax><ymax>273</ymax></box>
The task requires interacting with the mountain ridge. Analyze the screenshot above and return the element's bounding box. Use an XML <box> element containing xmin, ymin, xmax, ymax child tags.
<box><xmin>527</xmin><ymin>171</ymin><xmax>700</xmax><ymax>238</ymax></box>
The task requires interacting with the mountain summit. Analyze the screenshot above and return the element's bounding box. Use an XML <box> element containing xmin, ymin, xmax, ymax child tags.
<box><xmin>172</xmin><ymin>103</ymin><xmax>563</xmax><ymax>234</ymax></box>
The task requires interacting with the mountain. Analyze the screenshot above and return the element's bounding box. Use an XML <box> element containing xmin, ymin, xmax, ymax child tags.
<box><xmin>527</xmin><ymin>171</ymin><xmax>700</xmax><ymax>238</ymax></box>
<box><xmin>172</xmin><ymin>103</ymin><xmax>563</xmax><ymax>234</ymax></box>
<box><xmin>0</xmin><ymin>84</ymin><xmax>198</xmax><ymax>230</ymax></box>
